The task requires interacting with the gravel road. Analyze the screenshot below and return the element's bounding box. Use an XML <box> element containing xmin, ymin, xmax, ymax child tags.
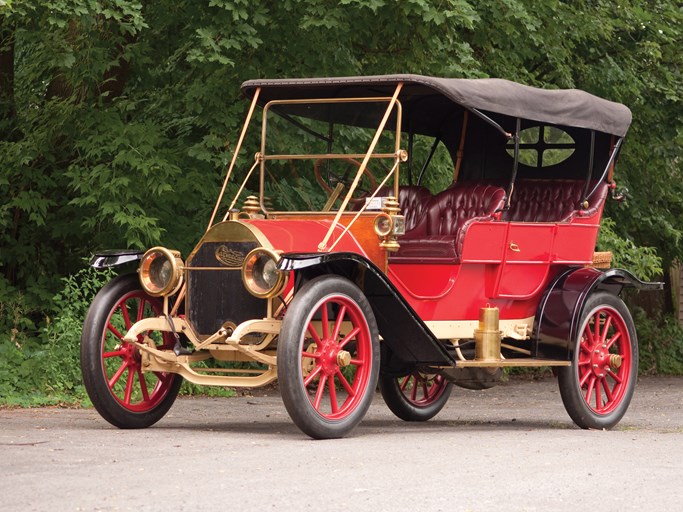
<box><xmin>2</xmin><ymin>376</ymin><xmax>682</xmax><ymax>512</ymax></box>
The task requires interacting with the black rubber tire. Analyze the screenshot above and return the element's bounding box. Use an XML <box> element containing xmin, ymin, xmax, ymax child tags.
<box><xmin>557</xmin><ymin>292</ymin><xmax>638</xmax><ymax>429</ymax></box>
<box><xmin>81</xmin><ymin>274</ymin><xmax>182</xmax><ymax>429</ymax></box>
<box><xmin>277</xmin><ymin>275</ymin><xmax>380</xmax><ymax>439</ymax></box>
<box><xmin>379</xmin><ymin>369</ymin><xmax>452</xmax><ymax>421</ymax></box>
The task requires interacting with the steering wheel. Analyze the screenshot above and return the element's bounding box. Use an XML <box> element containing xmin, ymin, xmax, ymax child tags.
<box><xmin>313</xmin><ymin>158</ymin><xmax>379</xmax><ymax>205</ymax></box>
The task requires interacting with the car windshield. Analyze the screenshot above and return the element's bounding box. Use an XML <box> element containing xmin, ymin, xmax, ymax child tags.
<box><xmin>258</xmin><ymin>98</ymin><xmax>402</xmax><ymax>213</ymax></box>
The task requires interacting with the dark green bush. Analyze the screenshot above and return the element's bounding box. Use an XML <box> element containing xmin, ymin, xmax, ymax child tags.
<box><xmin>0</xmin><ymin>266</ymin><xmax>113</xmax><ymax>406</ymax></box>
<box><xmin>0</xmin><ymin>265</ymin><xmax>236</xmax><ymax>405</ymax></box>
<box><xmin>633</xmin><ymin>307</ymin><xmax>683</xmax><ymax>375</ymax></box>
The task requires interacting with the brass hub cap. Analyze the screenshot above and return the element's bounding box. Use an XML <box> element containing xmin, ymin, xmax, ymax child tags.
<box><xmin>336</xmin><ymin>350</ymin><xmax>352</xmax><ymax>367</ymax></box>
<box><xmin>609</xmin><ymin>353</ymin><xmax>623</xmax><ymax>369</ymax></box>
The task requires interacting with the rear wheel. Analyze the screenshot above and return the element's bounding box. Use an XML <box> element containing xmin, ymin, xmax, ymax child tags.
<box><xmin>81</xmin><ymin>274</ymin><xmax>182</xmax><ymax>428</ymax></box>
<box><xmin>379</xmin><ymin>369</ymin><xmax>452</xmax><ymax>421</ymax></box>
<box><xmin>278</xmin><ymin>275</ymin><xmax>380</xmax><ymax>439</ymax></box>
<box><xmin>558</xmin><ymin>292</ymin><xmax>637</xmax><ymax>429</ymax></box>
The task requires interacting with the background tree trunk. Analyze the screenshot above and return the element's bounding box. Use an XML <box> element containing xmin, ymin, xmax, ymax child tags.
<box><xmin>0</xmin><ymin>15</ymin><xmax>16</xmax><ymax>135</ymax></box>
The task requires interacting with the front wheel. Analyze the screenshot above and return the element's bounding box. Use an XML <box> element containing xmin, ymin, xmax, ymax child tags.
<box><xmin>557</xmin><ymin>292</ymin><xmax>637</xmax><ymax>429</ymax></box>
<box><xmin>81</xmin><ymin>273</ymin><xmax>182</xmax><ymax>428</ymax></box>
<box><xmin>277</xmin><ymin>275</ymin><xmax>380</xmax><ymax>439</ymax></box>
<box><xmin>379</xmin><ymin>369</ymin><xmax>452</xmax><ymax>421</ymax></box>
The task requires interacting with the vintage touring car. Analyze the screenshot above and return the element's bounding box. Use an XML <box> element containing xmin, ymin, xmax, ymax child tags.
<box><xmin>81</xmin><ymin>74</ymin><xmax>661</xmax><ymax>439</ymax></box>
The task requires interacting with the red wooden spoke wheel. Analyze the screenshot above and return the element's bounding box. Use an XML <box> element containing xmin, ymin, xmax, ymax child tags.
<box><xmin>576</xmin><ymin>306</ymin><xmax>632</xmax><ymax>413</ymax></box>
<box><xmin>278</xmin><ymin>275</ymin><xmax>379</xmax><ymax>439</ymax></box>
<box><xmin>558</xmin><ymin>292</ymin><xmax>637</xmax><ymax>429</ymax></box>
<box><xmin>379</xmin><ymin>369</ymin><xmax>452</xmax><ymax>422</ymax></box>
<box><xmin>81</xmin><ymin>274</ymin><xmax>182</xmax><ymax>428</ymax></box>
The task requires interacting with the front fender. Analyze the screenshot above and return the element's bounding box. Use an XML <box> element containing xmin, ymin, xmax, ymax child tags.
<box><xmin>279</xmin><ymin>252</ymin><xmax>454</xmax><ymax>369</ymax></box>
<box><xmin>89</xmin><ymin>249</ymin><xmax>144</xmax><ymax>269</ymax></box>
<box><xmin>533</xmin><ymin>266</ymin><xmax>662</xmax><ymax>359</ymax></box>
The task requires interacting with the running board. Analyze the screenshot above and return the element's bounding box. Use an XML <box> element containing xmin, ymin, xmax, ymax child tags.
<box><xmin>455</xmin><ymin>359</ymin><xmax>571</xmax><ymax>368</ymax></box>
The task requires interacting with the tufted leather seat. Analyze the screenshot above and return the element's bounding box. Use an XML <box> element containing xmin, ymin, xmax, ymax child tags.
<box><xmin>398</xmin><ymin>185</ymin><xmax>433</xmax><ymax>232</ymax></box>
<box><xmin>392</xmin><ymin>183</ymin><xmax>506</xmax><ymax>264</ymax></box>
<box><xmin>422</xmin><ymin>183</ymin><xmax>506</xmax><ymax>236</ymax></box>
<box><xmin>505</xmin><ymin>179</ymin><xmax>608</xmax><ymax>223</ymax></box>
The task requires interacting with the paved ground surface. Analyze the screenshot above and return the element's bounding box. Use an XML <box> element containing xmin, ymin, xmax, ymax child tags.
<box><xmin>2</xmin><ymin>376</ymin><xmax>682</xmax><ymax>512</ymax></box>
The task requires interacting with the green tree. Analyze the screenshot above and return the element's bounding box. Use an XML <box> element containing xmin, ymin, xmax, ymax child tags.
<box><xmin>1</xmin><ymin>0</ymin><xmax>681</xmax><ymax>402</ymax></box>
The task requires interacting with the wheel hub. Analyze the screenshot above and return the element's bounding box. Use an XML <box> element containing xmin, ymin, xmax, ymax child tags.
<box><xmin>589</xmin><ymin>343</ymin><xmax>623</xmax><ymax>377</ymax></box>
<box><xmin>590</xmin><ymin>343</ymin><xmax>610</xmax><ymax>378</ymax></box>
<box><xmin>117</xmin><ymin>342</ymin><xmax>140</xmax><ymax>368</ymax></box>
<box><xmin>318</xmin><ymin>339</ymin><xmax>342</xmax><ymax>376</ymax></box>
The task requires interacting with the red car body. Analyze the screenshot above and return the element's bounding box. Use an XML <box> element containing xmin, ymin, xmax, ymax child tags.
<box><xmin>81</xmin><ymin>75</ymin><xmax>661</xmax><ymax>438</ymax></box>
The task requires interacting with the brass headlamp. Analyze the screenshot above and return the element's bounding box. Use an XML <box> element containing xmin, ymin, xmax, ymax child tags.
<box><xmin>241</xmin><ymin>247</ymin><xmax>288</xmax><ymax>298</ymax></box>
<box><xmin>139</xmin><ymin>247</ymin><xmax>184</xmax><ymax>297</ymax></box>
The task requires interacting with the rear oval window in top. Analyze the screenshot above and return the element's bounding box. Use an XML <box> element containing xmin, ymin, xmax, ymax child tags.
<box><xmin>507</xmin><ymin>126</ymin><xmax>575</xmax><ymax>168</ymax></box>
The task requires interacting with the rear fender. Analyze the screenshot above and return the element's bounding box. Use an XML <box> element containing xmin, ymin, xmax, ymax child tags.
<box><xmin>533</xmin><ymin>267</ymin><xmax>662</xmax><ymax>360</ymax></box>
<box><xmin>279</xmin><ymin>252</ymin><xmax>454</xmax><ymax>369</ymax></box>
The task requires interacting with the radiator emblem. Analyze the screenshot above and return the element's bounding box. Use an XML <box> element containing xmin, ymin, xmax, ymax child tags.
<box><xmin>215</xmin><ymin>245</ymin><xmax>244</xmax><ymax>267</ymax></box>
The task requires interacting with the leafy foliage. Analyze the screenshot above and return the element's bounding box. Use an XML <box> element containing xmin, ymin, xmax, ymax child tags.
<box><xmin>597</xmin><ymin>217</ymin><xmax>662</xmax><ymax>281</ymax></box>
<box><xmin>0</xmin><ymin>266</ymin><xmax>114</xmax><ymax>406</ymax></box>
<box><xmin>0</xmin><ymin>0</ymin><xmax>682</xmax><ymax>403</ymax></box>
<box><xmin>40</xmin><ymin>266</ymin><xmax>115</xmax><ymax>402</ymax></box>
<box><xmin>634</xmin><ymin>307</ymin><xmax>683</xmax><ymax>375</ymax></box>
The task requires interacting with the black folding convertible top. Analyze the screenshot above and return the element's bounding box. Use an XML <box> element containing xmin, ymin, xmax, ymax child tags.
<box><xmin>241</xmin><ymin>74</ymin><xmax>631</xmax><ymax>137</ymax></box>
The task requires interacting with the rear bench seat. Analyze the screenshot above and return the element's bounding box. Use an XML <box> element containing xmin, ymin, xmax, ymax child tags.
<box><xmin>389</xmin><ymin>179</ymin><xmax>608</xmax><ymax>265</ymax></box>
<box><xmin>392</xmin><ymin>183</ymin><xmax>506</xmax><ymax>264</ymax></box>
<box><xmin>505</xmin><ymin>179</ymin><xmax>609</xmax><ymax>222</ymax></box>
